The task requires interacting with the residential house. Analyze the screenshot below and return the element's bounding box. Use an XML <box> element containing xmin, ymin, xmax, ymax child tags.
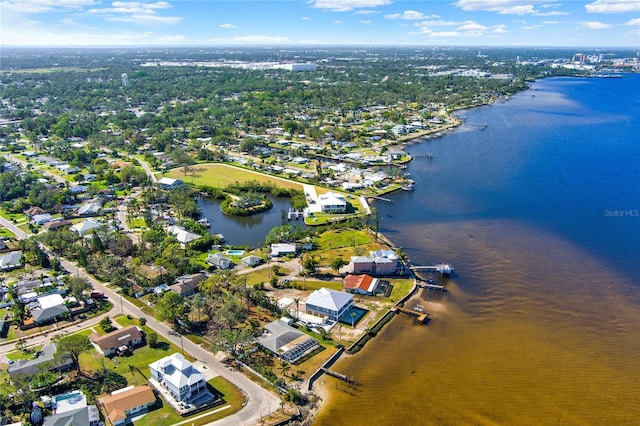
<box><xmin>347</xmin><ymin>250</ymin><xmax>407</xmax><ymax>276</ymax></box>
<box><xmin>170</xmin><ymin>273</ymin><xmax>207</xmax><ymax>297</ymax></box>
<box><xmin>71</xmin><ymin>219</ymin><xmax>103</xmax><ymax>236</ymax></box>
<box><xmin>348</xmin><ymin>256</ymin><xmax>374</xmax><ymax>274</ymax></box>
<box><xmin>23</xmin><ymin>206</ymin><xmax>45</xmax><ymax>217</ymax></box>
<box><xmin>0</xmin><ymin>251</ymin><xmax>22</xmax><ymax>271</ymax></box>
<box><xmin>149</xmin><ymin>353</ymin><xmax>210</xmax><ymax>404</ymax></box>
<box><xmin>32</xmin><ymin>213</ymin><xmax>54</xmax><ymax>225</ymax></box>
<box><xmin>30</xmin><ymin>294</ymin><xmax>69</xmax><ymax>324</ymax></box>
<box><xmin>98</xmin><ymin>385</ymin><xmax>156</xmax><ymax>426</ymax></box>
<box><xmin>157</xmin><ymin>177</ymin><xmax>183</xmax><ymax>190</ymax></box>
<box><xmin>44</xmin><ymin>406</ymin><xmax>100</xmax><ymax>426</ymax></box>
<box><xmin>8</xmin><ymin>343</ymin><xmax>73</xmax><ymax>379</ymax></box>
<box><xmin>89</xmin><ymin>325</ymin><xmax>144</xmax><ymax>357</ymax></box>
<box><xmin>317</xmin><ymin>192</ymin><xmax>347</xmax><ymax>213</ymax></box>
<box><xmin>270</xmin><ymin>243</ymin><xmax>297</xmax><ymax>257</ymax></box>
<box><xmin>77</xmin><ymin>202</ymin><xmax>101</xmax><ymax>216</ymax></box>
<box><xmin>343</xmin><ymin>274</ymin><xmax>379</xmax><ymax>295</ymax></box>
<box><xmin>42</xmin><ymin>220</ymin><xmax>72</xmax><ymax>232</ymax></box>
<box><xmin>305</xmin><ymin>288</ymin><xmax>354</xmax><ymax>322</ymax></box>
<box><xmin>258</xmin><ymin>319</ymin><xmax>320</xmax><ymax>363</ymax></box>
<box><xmin>205</xmin><ymin>253</ymin><xmax>233</xmax><ymax>269</ymax></box>
<box><xmin>241</xmin><ymin>255</ymin><xmax>263</xmax><ymax>267</ymax></box>
<box><xmin>166</xmin><ymin>225</ymin><xmax>201</xmax><ymax>245</ymax></box>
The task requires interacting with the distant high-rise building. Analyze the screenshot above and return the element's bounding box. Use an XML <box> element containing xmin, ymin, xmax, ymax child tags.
<box><xmin>121</xmin><ymin>73</ymin><xmax>128</xmax><ymax>87</ymax></box>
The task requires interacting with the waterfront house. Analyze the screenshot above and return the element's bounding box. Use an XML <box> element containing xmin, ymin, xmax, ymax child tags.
<box><xmin>259</xmin><ymin>319</ymin><xmax>320</xmax><ymax>363</ymax></box>
<box><xmin>89</xmin><ymin>325</ymin><xmax>144</xmax><ymax>357</ymax></box>
<box><xmin>98</xmin><ymin>385</ymin><xmax>156</xmax><ymax>426</ymax></box>
<box><xmin>270</xmin><ymin>243</ymin><xmax>297</xmax><ymax>257</ymax></box>
<box><xmin>348</xmin><ymin>256</ymin><xmax>374</xmax><ymax>274</ymax></box>
<box><xmin>241</xmin><ymin>255</ymin><xmax>263</xmax><ymax>267</ymax></box>
<box><xmin>167</xmin><ymin>225</ymin><xmax>202</xmax><ymax>245</ymax></box>
<box><xmin>317</xmin><ymin>192</ymin><xmax>347</xmax><ymax>213</ymax></box>
<box><xmin>348</xmin><ymin>250</ymin><xmax>407</xmax><ymax>276</ymax></box>
<box><xmin>8</xmin><ymin>343</ymin><xmax>73</xmax><ymax>379</ymax></box>
<box><xmin>343</xmin><ymin>274</ymin><xmax>380</xmax><ymax>295</ymax></box>
<box><xmin>206</xmin><ymin>253</ymin><xmax>234</xmax><ymax>270</ymax></box>
<box><xmin>149</xmin><ymin>353</ymin><xmax>211</xmax><ymax>404</ymax></box>
<box><xmin>157</xmin><ymin>177</ymin><xmax>183</xmax><ymax>190</ymax></box>
<box><xmin>305</xmin><ymin>287</ymin><xmax>353</xmax><ymax>322</ymax></box>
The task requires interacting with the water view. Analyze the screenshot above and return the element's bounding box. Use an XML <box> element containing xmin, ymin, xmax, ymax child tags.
<box><xmin>311</xmin><ymin>75</ymin><xmax>640</xmax><ymax>425</ymax></box>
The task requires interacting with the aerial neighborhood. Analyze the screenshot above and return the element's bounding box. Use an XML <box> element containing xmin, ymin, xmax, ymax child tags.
<box><xmin>0</xmin><ymin>46</ymin><xmax>636</xmax><ymax>425</ymax></box>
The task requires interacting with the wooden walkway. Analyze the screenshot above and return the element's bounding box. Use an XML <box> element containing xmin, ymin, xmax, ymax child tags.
<box><xmin>321</xmin><ymin>368</ymin><xmax>358</xmax><ymax>385</ymax></box>
<box><xmin>416</xmin><ymin>281</ymin><xmax>446</xmax><ymax>291</ymax></box>
<box><xmin>390</xmin><ymin>306</ymin><xmax>430</xmax><ymax>323</ymax></box>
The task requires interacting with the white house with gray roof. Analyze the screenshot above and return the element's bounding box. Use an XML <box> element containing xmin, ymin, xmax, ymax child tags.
<box><xmin>305</xmin><ymin>287</ymin><xmax>353</xmax><ymax>322</ymax></box>
<box><xmin>149</xmin><ymin>353</ymin><xmax>209</xmax><ymax>404</ymax></box>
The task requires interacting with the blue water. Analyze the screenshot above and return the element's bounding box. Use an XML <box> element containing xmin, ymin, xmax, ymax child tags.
<box><xmin>379</xmin><ymin>75</ymin><xmax>640</xmax><ymax>285</ymax></box>
<box><xmin>316</xmin><ymin>74</ymin><xmax>640</xmax><ymax>425</ymax></box>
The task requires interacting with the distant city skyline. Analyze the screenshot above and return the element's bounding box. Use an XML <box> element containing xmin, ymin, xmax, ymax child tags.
<box><xmin>1</xmin><ymin>0</ymin><xmax>639</xmax><ymax>48</ymax></box>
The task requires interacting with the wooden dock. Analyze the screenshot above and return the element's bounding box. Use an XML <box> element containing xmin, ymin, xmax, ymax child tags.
<box><xmin>410</xmin><ymin>263</ymin><xmax>454</xmax><ymax>275</ymax></box>
<box><xmin>321</xmin><ymin>368</ymin><xmax>357</xmax><ymax>385</ymax></box>
<box><xmin>390</xmin><ymin>306</ymin><xmax>430</xmax><ymax>323</ymax></box>
<box><xmin>416</xmin><ymin>281</ymin><xmax>446</xmax><ymax>291</ymax></box>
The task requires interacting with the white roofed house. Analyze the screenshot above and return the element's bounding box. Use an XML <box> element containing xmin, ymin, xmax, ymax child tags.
<box><xmin>317</xmin><ymin>192</ymin><xmax>347</xmax><ymax>213</ymax></box>
<box><xmin>270</xmin><ymin>243</ymin><xmax>297</xmax><ymax>257</ymax></box>
<box><xmin>305</xmin><ymin>287</ymin><xmax>354</xmax><ymax>322</ymax></box>
<box><xmin>30</xmin><ymin>294</ymin><xmax>69</xmax><ymax>324</ymax></box>
<box><xmin>166</xmin><ymin>225</ymin><xmax>202</xmax><ymax>245</ymax></box>
<box><xmin>157</xmin><ymin>177</ymin><xmax>183</xmax><ymax>190</ymax></box>
<box><xmin>149</xmin><ymin>353</ymin><xmax>214</xmax><ymax>405</ymax></box>
<box><xmin>77</xmin><ymin>202</ymin><xmax>102</xmax><ymax>216</ymax></box>
<box><xmin>71</xmin><ymin>218</ymin><xmax>103</xmax><ymax>236</ymax></box>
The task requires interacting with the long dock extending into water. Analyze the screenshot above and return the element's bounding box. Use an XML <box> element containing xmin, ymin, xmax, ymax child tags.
<box><xmin>391</xmin><ymin>305</ymin><xmax>430</xmax><ymax>323</ymax></box>
<box><xmin>410</xmin><ymin>263</ymin><xmax>454</xmax><ymax>275</ymax></box>
<box><xmin>321</xmin><ymin>368</ymin><xmax>358</xmax><ymax>385</ymax></box>
<box><xmin>416</xmin><ymin>281</ymin><xmax>446</xmax><ymax>291</ymax></box>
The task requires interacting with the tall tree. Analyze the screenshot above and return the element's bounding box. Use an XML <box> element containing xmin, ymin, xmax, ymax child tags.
<box><xmin>156</xmin><ymin>291</ymin><xmax>188</xmax><ymax>327</ymax></box>
<box><xmin>56</xmin><ymin>334</ymin><xmax>92</xmax><ymax>375</ymax></box>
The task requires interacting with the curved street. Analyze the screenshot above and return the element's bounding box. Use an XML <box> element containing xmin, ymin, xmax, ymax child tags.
<box><xmin>0</xmin><ymin>214</ymin><xmax>281</xmax><ymax>426</ymax></box>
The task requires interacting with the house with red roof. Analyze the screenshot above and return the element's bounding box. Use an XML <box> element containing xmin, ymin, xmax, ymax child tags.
<box><xmin>343</xmin><ymin>274</ymin><xmax>380</xmax><ymax>295</ymax></box>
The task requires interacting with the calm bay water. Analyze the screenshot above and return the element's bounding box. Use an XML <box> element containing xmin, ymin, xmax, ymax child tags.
<box><xmin>314</xmin><ymin>76</ymin><xmax>640</xmax><ymax>425</ymax></box>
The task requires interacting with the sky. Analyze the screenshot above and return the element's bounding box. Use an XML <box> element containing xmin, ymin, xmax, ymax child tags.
<box><xmin>1</xmin><ymin>0</ymin><xmax>639</xmax><ymax>47</ymax></box>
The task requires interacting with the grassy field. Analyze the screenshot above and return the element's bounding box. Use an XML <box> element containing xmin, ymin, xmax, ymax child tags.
<box><xmin>167</xmin><ymin>164</ymin><xmax>303</xmax><ymax>190</ymax></box>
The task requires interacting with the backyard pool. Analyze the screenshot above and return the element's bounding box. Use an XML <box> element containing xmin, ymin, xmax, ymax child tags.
<box><xmin>225</xmin><ymin>249</ymin><xmax>245</xmax><ymax>256</ymax></box>
<box><xmin>339</xmin><ymin>307</ymin><xmax>368</xmax><ymax>326</ymax></box>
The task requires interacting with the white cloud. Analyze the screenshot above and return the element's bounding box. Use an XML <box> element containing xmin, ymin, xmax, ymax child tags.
<box><xmin>301</xmin><ymin>16</ymin><xmax>310</xmax><ymax>20</ymax></box>
<box><xmin>454</xmin><ymin>0</ymin><xmax>558</xmax><ymax>15</ymax></box>
<box><xmin>311</xmin><ymin>0</ymin><xmax>392</xmax><ymax>12</ymax></box>
<box><xmin>579</xmin><ymin>21</ymin><xmax>613</xmax><ymax>29</ymax></box>
<box><xmin>354</xmin><ymin>10</ymin><xmax>378</xmax><ymax>15</ymax></box>
<box><xmin>385</xmin><ymin>10</ymin><xmax>439</xmax><ymax>20</ymax></box>
<box><xmin>585</xmin><ymin>0</ymin><xmax>640</xmax><ymax>13</ymax></box>
<box><xmin>1</xmin><ymin>0</ymin><xmax>98</xmax><ymax>14</ymax></box>
<box><xmin>458</xmin><ymin>22</ymin><xmax>488</xmax><ymax>31</ymax></box>
<box><xmin>233</xmin><ymin>35</ymin><xmax>290</xmax><ymax>43</ymax></box>
<box><xmin>623</xmin><ymin>18</ymin><xmax>640</xmax><ymax>26</ymax></box>
<box><xmin>86</xmin><ymin>1</ymin><xmax>182</xmax><ymax>25</ymax></box>
<box><xmin>333</xmin><ymin>20</ymin><xmax>343</xmax><ymax>24</ymax></box>
<box><xmin>416</xmin><ymin>19</ymin><xmax>506</xmax><ymax>38</ymax></box>
<box><xmin>358</xmin><ymin>20</ymin><xmax>372</xmax><ymax>24</ymax></box>
<box><xmin>220</xmin><ymin>23</ymin><xmax>237</xmax><ymax>29</ymax></box>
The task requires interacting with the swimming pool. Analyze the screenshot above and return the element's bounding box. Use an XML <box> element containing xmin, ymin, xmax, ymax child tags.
<box><xmin>225</xmin><ymin>249</ymin><xmax>245</xmax><ymax>256</ymax></box>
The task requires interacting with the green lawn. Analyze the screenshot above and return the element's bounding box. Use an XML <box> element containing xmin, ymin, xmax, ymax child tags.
<box><xmin>167</xmin><ymin>163</ymin><xmax>303</xmax><ymax>190</ymax></box>
<box><xmin>142</xmin><ymin>376</ymin><xmax>245</xmax><ymax>426</ymax></box>
<box><xmin>6</xmin><ymin>345</ymin><xmax>43</xmax><ymax>361</ymax></box>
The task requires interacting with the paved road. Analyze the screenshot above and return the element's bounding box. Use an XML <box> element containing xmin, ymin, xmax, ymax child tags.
<box><xmin>71</xmin><ymin>263</ymin><xmax>281</xmax><ymax>426</ymax></box>
<box><xmin>1</xmin><ymin>207</ymin><xmax>281</xmax><ymax>426</ymax></box>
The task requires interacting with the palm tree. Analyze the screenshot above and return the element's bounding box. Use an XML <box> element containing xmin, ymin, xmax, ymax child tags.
<box><xmin>293</xmin><ymin>298</ymin><xmax>300</xmax><ymax>321</ymax></box>
<box><xmin>129</xmin><ymin>364</ymin><xmax>137</xmax><ymax>385</ymax></box>
<box><xmin>351</xmin><ymin>311</ymin><xmax>357</xmax><ymax>327</ymax></box>
<box><xmin>278</xmin><ymin>359</ymin><xmax>291</xmax><ymax>377</ymax></box>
